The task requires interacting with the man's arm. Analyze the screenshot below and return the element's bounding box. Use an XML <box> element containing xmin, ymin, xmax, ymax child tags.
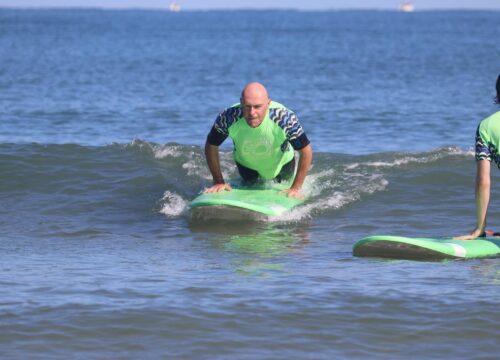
<box><xmin>204</xmin><ymin>140</ymin><xmax>232</xmax><ymax>193</ymax></box>
<box><xmin>455</xmin><ymin>160</ymin><xmax>491</xmax><ymax>240</ymax></box>
<box><xmin>284</xmin><ymin>144</ymin><xmax>312</xmax><ymax>199</ymax></box>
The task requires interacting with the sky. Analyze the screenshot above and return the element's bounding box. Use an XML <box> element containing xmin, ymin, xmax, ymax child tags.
<box><xmin>1</xmin><ymin>0</ymin><xmax>500</xmax><ymax>10</ymax></box>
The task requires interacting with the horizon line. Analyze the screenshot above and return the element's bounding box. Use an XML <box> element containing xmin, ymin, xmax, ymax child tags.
<box><xmin>1</xmin><ymin>5</ymin><xmax>500</xmax><ymax>11</ymax></box>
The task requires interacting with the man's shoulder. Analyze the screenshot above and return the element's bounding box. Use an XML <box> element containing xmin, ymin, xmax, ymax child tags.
<box><xmin>268</xmin><ymin>101</ymin><xmax>299</xmax><ymax>124</ymax></box>
<box><xmin>480</xmin><ymin>111</ymin><xmax>500</xmax><ymax>129</ymax></box>
<box><xmin>478</xmin><ymin>111</ymin><xmax>500</xmax><ymax>142</ymax></box>
<box><xmin>217</xmin><ymin>104</ymin><xmax>243</xmax><ymax>120</ymax></box>
<box><xmin>486</xmin><ymin>110</ymin><xmax>500</xmax><ymax>121</ymax></box>
<box><xmin>269</xmin><ymin>101</ymin><xmax>293</xmax><ymax>112</ymax></box>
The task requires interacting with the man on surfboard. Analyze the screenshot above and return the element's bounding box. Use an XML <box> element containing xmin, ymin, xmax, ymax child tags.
<box><xmin>203</xmin><ymin>82</ymin><xmax>312</xmax><ymax>199</ymax></box>
<box><xmin>456</xmin><ymin>74</ymin><xmax>500</xmax><ymax>240</ymax></box>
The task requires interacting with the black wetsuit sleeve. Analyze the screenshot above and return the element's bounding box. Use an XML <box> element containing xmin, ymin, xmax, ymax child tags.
<box><xmin>290</xmin><ymin>133</ymin><xmax>310</xmax><ymax>151</ymax></box>
<box><xmin>207</xmin><ymin>125</ymin><xmax>228</xmax><ymax>146</ymax></box>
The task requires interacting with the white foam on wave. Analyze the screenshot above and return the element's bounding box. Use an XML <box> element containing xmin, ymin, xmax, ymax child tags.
<box><xmin>130</xmin><ymin>140</ymin><xmax>196</xmax><ymax>161</ymax></box>
<box><xmin>269</xmin><ymin>171</ymin><xmax>389</xmax><ymax>222</ymax></box>
<box><xmin>149</xmin><ymin>142</ymin><xmax>235</xmax><ymax>180</ymax></box>
<box><xmin>346</xmin><ymin>146</ymin><xmax>472</xmax><ymax>170</ymax></box>
<box><xmin>304</xmin><ymin>169</ymin><xmax>335</xmax><ymax>197</ymax></box>
<box><xmin>309</xmin><ymin>174</ymin><xmax>388</xmax><ymax>211</ymax></box>
<box><xmin>151</xmin><ymin>143</ymin><xmax>184</xmax><ymax>159</ymax></box>
<box><xmin>183</xmin><ymin>152</ymin><xmax>235</xmax><ymax>180</ymax></box>
<box><xmin>182</xmin><ymin>161</ymin><xmax>206</xmax><ymax>178</ymax></box>
<box><xmin>159</xmin><ymin>190</ymin><xmax>188</xmax><ymax>217</ymax></box>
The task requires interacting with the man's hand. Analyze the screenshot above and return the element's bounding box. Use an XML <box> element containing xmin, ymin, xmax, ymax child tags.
<box><xmin>203</xmin><ymin>183</ymin><xmax>232</xmax><ymax>194</ymax></box>
<box><xmin>280</xmin><ymin>187</ymin><xmax>304</xmax><ymax>200</ymax></box>
<box><xmin>454</xmin><ymin>228</ymin><xmax>484</xmax><ymax>240</ymax></box>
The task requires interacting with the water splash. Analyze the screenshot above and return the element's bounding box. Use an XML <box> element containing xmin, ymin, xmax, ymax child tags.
<box><xmin>159</xmin><ymin>190</ymin><xmax>188</xmax><ymax>217</ymax></box>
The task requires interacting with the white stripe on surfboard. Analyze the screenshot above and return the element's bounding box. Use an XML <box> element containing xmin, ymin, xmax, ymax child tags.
<box><xmin>449</xmin><ymin>243</ymin><xmax>466</xmax><ymax>258</ymax></box>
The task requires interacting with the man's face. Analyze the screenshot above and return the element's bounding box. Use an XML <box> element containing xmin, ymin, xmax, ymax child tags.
<box><xmin>241</xmin><ymin>94</ymin><xmax>270</xmax><ymax>128</ymax></box>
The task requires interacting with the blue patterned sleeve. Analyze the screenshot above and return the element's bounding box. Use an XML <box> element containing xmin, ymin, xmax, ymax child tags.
<box><xmin>206</xmin><ymin>107</ymin><xmax>242</xmax><ymax>146</ymax></box>
<box><xmin>269</xmin><ymin>108</ymin><xmax>310</xmax><ymax>150</ymax></box>
<box><xmin>475</xmin><ymin>125</ymin><xmax>491</xmax><ymax>162</ymax></box>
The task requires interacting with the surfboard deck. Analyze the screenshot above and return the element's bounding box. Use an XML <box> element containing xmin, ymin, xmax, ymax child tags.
<box><xmin>353</xmin><ymin>235</ymin><xmax>500</xmax><ymax>260</ymax></box>
<box><xmin>189</xmin><ymin>184</ymin><xmax>304</xmax><ymax>217</ymax></box>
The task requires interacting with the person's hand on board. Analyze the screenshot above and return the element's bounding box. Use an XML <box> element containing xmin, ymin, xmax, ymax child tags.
<box><xmin>203</xmin><ymin>183</ymin><xmax>232</xmax><ymax>193</ymax></box>
<box><xmin>280</xmin><ymin>187</ymin><xmax>304</xmax><ymax>200</ymax></box>
<box><xmin>454</xmin><ymin>228</ymin><xmax>484</xmax><ymax>240</ymax></box>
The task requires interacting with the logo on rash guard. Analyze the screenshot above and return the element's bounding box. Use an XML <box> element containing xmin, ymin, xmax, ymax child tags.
<box><xmin>241</xmin><ymin>138</ymin><xmax>272</xmax><ymax>157</ymax></box>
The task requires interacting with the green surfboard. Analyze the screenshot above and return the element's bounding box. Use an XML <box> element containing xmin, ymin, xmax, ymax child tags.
<box><xmin>189</xmin><ymin>184</ymin><xmax>304</xmax><ymax>217</ymax></box>
<box><xmin>353</xmin><ymin>235</ymin><xmax>500</xmax><ymax>260</ymax></box>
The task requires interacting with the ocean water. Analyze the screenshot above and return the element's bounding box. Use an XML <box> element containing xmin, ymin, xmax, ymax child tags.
<box><xmin>1</xmin><ymin>8</ymin><xmax>499</xmax><ymax>359</ymax></box>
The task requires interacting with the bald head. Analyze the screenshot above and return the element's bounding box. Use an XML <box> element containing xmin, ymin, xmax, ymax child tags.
<box><xmin>240</xmin><ymin>82</ymin><xmax>271</xmax><ymax>128</ymax></box>
<box><xmin>241</xmin><ymin>82</ymin><xmax>269</xmax><ymax>101</ymax></box>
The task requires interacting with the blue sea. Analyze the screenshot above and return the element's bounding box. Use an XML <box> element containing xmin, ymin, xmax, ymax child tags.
<box><xmin>1</xmin><ymin>8</ymin><xmax>499</xmax><ymax>359</ymax></box>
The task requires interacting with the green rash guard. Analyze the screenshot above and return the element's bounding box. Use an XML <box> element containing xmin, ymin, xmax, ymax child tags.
<box><xmin>207</xmin><ymin>101</ymin><xmax>310</xmax><ymax>180</ymax></box>
<box><xmin>476</xmin><ymin>111</ymin><xmax>500</xmax><ymax>167</ymax></box>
